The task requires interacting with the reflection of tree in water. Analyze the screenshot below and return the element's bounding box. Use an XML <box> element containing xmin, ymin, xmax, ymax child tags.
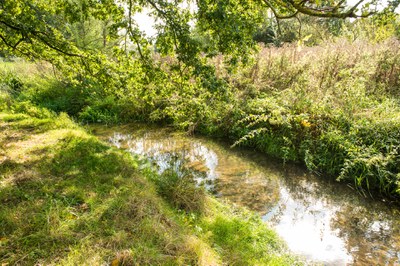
<box><xmin>126</xmin><ymin>137</ymin><xmax>216</xmax><ymax>191</ymax></box>
<box><xmin>280</xmin><ymin>167</ymin><xmax>333</xmax><ymax>204</ymax></box>
<box><xmin>275</xmin><ymin>166</ymin><xmax>400</xmax><ymax>265</ymax></box>
<box><xmin>116</xmin><ymin>130</ymin><xmax>282</xmax><ymax>214</ymax></box>
<box><xmin>332</xmin><ymin>205</ymin><xmax>400</xmax><ymax>265</ymax></box>
<box><xmin>264</xmin><ymin>168</ymin><xmax>335</xmax><ymax>223</ymax></box>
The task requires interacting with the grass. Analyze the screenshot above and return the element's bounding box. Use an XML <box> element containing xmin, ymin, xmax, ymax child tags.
<box><xmin>0</xmin><ymin>110</ymin><xmax>298</xmax><ymax>265</ymax></box>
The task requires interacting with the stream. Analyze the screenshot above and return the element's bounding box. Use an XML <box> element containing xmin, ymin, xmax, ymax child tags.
<box><xmin>91</xmin><ymin>124</ymin><xmax>400</xmax><ymax>265</ymax></box>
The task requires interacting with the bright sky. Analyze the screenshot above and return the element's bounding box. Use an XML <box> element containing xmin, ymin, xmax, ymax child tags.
<box><xmin>134</xmin><ymin>10</ymin><xmax>157</xmax><ymax>37</ymax></box>
<box><xmin>134</xmin><ymin>2</ymin><xmax>196</xmax><ymax>38</ymax></box>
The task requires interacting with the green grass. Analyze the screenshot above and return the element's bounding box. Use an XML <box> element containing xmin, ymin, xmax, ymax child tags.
<box><xmin>0</xmin><ymin>111</ymin><xmax>297</xmax><ymax>265</ymax></box>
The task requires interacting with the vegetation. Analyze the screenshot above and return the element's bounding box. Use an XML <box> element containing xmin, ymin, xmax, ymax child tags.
<box><xmin>0</xmin><ymin>107</ymin><xmax>297</xmax><ymax>265</ymax></box>
<box><xmin>229</xmin><ymin>40</ymin><xmax>400</xmax><ymax>200</ymax></box>
<box><xmin>1</xmin><ymin>0</ymin><xmax>400</xmax><ymax>264</ymax></box>
<box><xmin>2</xmin><ymin>36</ymin><xmax>400</xmax><ymax>200</ymax></box>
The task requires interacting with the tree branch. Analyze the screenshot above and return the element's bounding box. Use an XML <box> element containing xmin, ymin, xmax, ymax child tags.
<box><xmin>127</xmin><ymin>0</ymin><xmax>146</xmax><ymax>60</ymax></box>
<box><xmin>0</xmin><ymin>17</ymin><xmax>82</xmax><ymax>57</ymax></box>
<box><xmin>261</xmin><ymin>0</ymin><xmax>374</xmax><ymax>18</ymax></box>
<box><xmin>262</xmin><ymin>0</ymin><xmax>299</xmax><ymax>19</ymax></box>
<box><xmin>0</xmin><ymin>33</ymin><xmax>31</xmax><ymax>58</ymax></box>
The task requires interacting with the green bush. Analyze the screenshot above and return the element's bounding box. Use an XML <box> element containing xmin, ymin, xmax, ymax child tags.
<box><xmin>78</xmin><ymin>96</ymin><xmax>123</xmax><ymax>124</ymax></box>
<box><xmin>0</xmin><ymin>72</ymin><xmax>23</xmax><ymax>96</ymax></box>
<box><xmin>24</xmin><ymin>80</ymin><xmax>91</xmax><ymax>116</ymax></box>
<box><xmin>224</xmin><ymin>40</ymin><xmax>400</xmax><ymax>200</ymax></box>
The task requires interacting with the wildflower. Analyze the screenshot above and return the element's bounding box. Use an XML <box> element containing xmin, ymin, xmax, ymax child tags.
<box><xmin>301</xmin><ymin>120</ymin><xmax>311</xmax><ymax>128</ymax></box>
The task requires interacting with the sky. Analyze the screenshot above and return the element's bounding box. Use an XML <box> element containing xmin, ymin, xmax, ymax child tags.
<box><xmin>133</xmin><ymin>2</ymin><xmax>196</xmax><ymax>38</ymax></box>
<box><xmin>134</xmin><ymin>10</ymin><xmax>157</xmax><ymax>37</ymax></box>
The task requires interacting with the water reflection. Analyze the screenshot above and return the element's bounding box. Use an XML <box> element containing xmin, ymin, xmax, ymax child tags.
<box><xmin>91</xmin><ymin>125</ymin><xmax>400</xmax><ymax>265</ymax></box>
<box><xmin>106</xmin><ymin>129</ymin><xmax>280</xmax><ymax>213</ymax></box>
<box><xmin>263</xmin><ymin>187</ymin><xmax>352</xmax><ymax>264</ymax></box>
<box><xmin>259</xmin><ymin>166</ymin><xmax>400</xmax><ymax>265</ymax></box>
<box><xmin>110</xmin><ymin>132</ymin><xmax>217</xmax><ymax>190</ymax></box>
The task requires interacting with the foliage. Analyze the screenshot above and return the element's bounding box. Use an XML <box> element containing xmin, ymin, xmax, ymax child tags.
<box><xmin>1</xmin><ymin>1</ymin><xmax>399</xmax><ymax>264</ymax></box>
<box><xmin>0</xmin><ymin>0</ymin><xmax>398</xmax><ymax>222</ymax></box>
<box><xmin>0</xmin><ymin>0</ymin><xmax>387</xmax><ymax>96</ymax></box>
<box><xmin>227</xmin><ymin>40</ymin><xmax>400</xmax><ymax>200</ymax></box>
<box><xmin>342</xmin><ymin>12</ymin><xmax>400</xmax><ymax>43</ymax></box>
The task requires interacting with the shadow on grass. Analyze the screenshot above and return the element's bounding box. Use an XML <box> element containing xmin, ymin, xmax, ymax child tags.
<box><xmin>0</xmin><ymin>132</ymin><xmax>197</xmax><ymax>265</ymax></box>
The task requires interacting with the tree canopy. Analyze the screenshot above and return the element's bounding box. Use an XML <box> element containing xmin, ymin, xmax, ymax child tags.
<box><xmin>0</xmin><ymin>0</ymin><xmax>384</xmax><ymax>63</ymax></box>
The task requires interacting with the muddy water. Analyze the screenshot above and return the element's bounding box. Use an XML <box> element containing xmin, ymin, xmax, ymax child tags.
<box><xmin>91</xmin><ymin>125</ymin><xmax>400</xmax><ymax>265</ymax></box>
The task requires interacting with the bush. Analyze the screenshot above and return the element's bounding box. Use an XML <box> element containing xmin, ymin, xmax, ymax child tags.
<box><xmin>25</xmin><ymin>80</ymin><xmax>91</xmax><ymax>116</ymax></box>
<box><xmin>225</xmin><ymin>40</ymin><xmax>400</xmax><ymax>200</ymax></box>
<box><xmin>78</xmin><ymin>96</ymin><xmax>122</xmax><ymax>124</ymax></box>
<box><xmin>0</xmin><ymin>72</ymin><xmax>23</xmax><ymax>96</ymax></box>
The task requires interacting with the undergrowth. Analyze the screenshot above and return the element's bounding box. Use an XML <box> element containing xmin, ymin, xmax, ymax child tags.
<box><xmin>226</xmin><ymin>39</ymin><xmax>400</xmax><ymax>200</ymax></box>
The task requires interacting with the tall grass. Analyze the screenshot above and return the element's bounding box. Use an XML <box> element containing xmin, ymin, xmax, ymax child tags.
<box><xmin>225</xmin><ymin>39</ymin><xmax>400</xmax><ymax>200</ymax></box>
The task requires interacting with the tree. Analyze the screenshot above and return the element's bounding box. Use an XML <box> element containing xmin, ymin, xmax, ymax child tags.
<box><xmin>0</xmin><ymin>0</ymin><xmax>379</xmax><ymax>61</ymax></box>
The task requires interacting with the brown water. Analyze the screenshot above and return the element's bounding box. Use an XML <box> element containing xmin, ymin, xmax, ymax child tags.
<box><xmin>91</xmin><ymin>124</ymin><xmax>400</xmax><ymax>265</ymax></box>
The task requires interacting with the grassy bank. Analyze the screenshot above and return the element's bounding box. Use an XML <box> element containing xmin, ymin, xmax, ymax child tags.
<box><xmin>1</xmin><ymin>39</ymin><xmax>399</xmax><ymax>201</ymax></box>
<box><xmin>0</xmin><ymin>108</ymin><xmax>296</xmax><ymax>265</ymax></box>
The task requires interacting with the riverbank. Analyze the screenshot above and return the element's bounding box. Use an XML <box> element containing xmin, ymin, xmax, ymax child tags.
<box><xmin>91</xmin><ymin>123</ymin><xmax>400</xmax><ymax>265</ymax></box>
<box><xmin>0</xmin><ymin>110</ymin><xmax>297</xmax><ymax>265</ymax></box>
<box><xmin>2</xmin><ymin>40</ymin><xmax>399</xmax><ymax>202</ymax></box>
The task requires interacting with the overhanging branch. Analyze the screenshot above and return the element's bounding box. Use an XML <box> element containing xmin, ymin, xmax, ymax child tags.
<box><xmin>262</xmin><ymin>0</ymin><xmax>374</xmax><ymax>19</ymax></box>
<box><xmin>0</xmin><ymin>17</ymin><xmax>83</xmax><ymax>58</ymax></box>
